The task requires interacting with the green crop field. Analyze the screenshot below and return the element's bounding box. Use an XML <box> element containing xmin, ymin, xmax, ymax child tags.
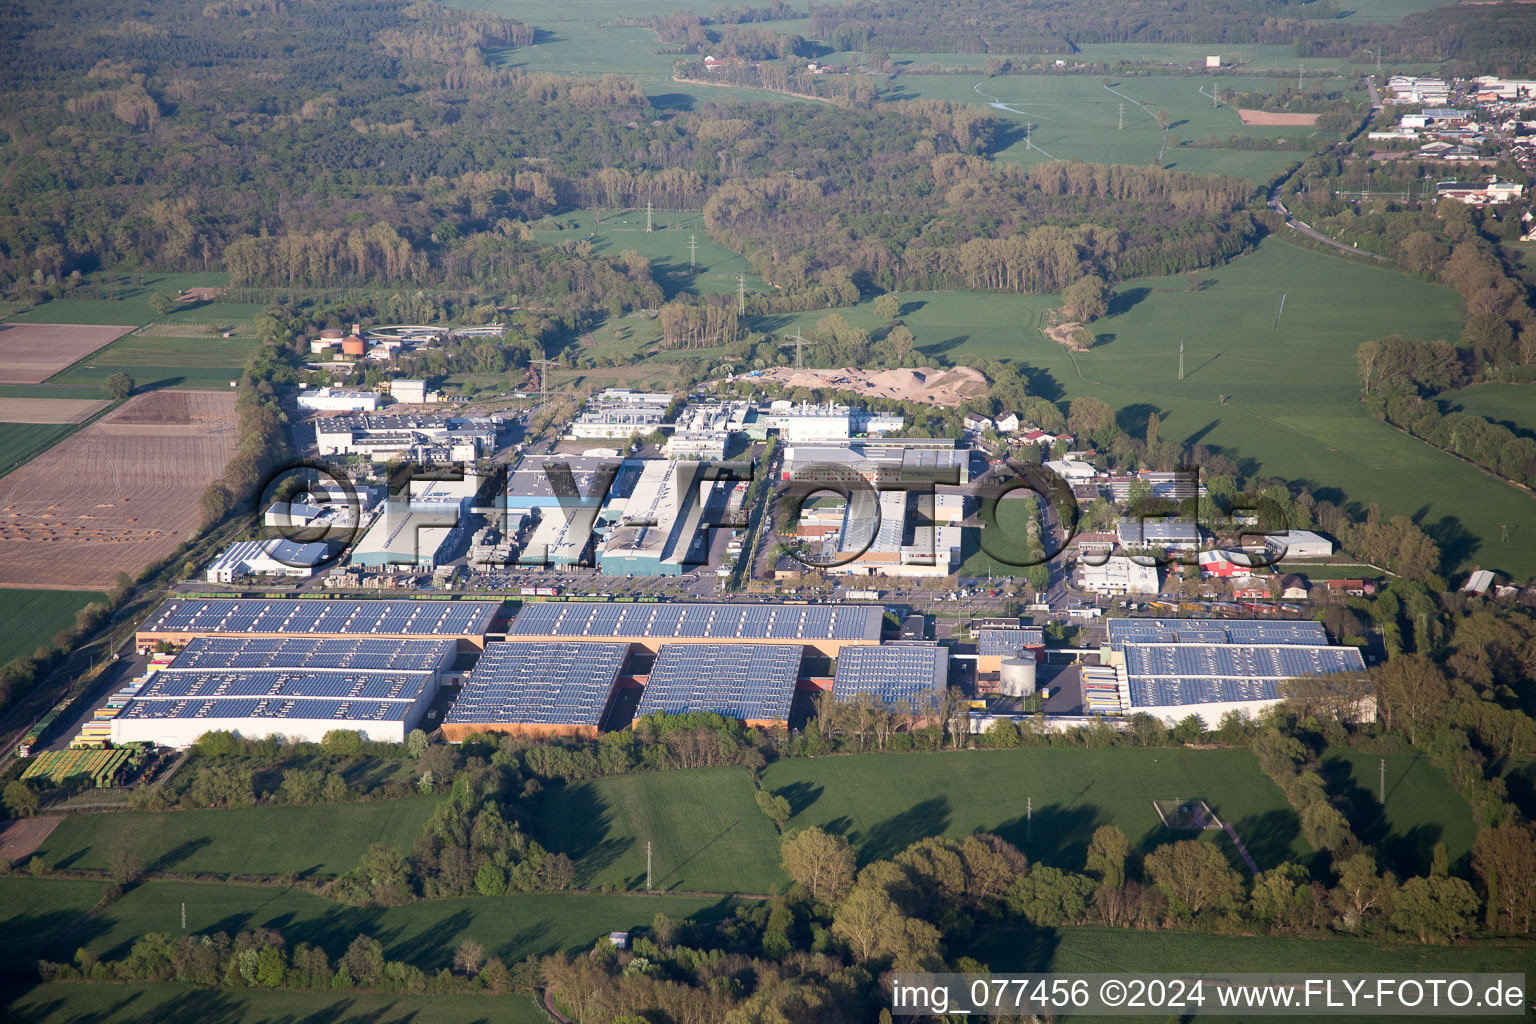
<box><xmin>8</xmin><ymin>274</ymin><xmax>234</xmax><ymax>327</ymax></box>
<box><xmin>0</xmin><ymin>423</ymin><xmax>79</xmax><ymax>477</ymax></box>
<box><xmin>762</xmin><ymin>747</ymin><xmax>1310</xmax><ymax>872</ymax></box>
<box><xmin>45</xmin><ymin>334</ymin><xmax>261</xmax><ymax>391</ymax></box>
<box><xmin>530</xmin><ymin>209</ymin><xmax>770</xmax><ymax>299</ymax></box>
<box><xmin>752</xmin><ymin>239</ymin><xmax>1536</xmax><ymax>579</ymax></box>
<box><xmin>1316</xmin><ymin>750</ymin><xmax>1477</xmax><ymax>879</ymax></box>
<box><xmin>881</xmin><ymin>73</ymin><xmax>1333</xmax><ymax>180</ymax></box>
<box><xmin>0</xmin><ymin>876</ymin><xmax>736</xmax><ymax>971</ymax></box>
<box><xmin>1437</xmin><ymin>382</ymin><xmax>1536</xmax><ymax>438</ymax></box>
<box><xmin>963</xmin><ymin>923</ymin><xmax>1536</xmax><ymax>1016</ymax></box>
<box><xmin>1</xmin><ymin>983</ymin><xmax>547</xmax><ymax>1024</ymax></box>
<box><xmin>0</xmin><ymin>589</ymin><xmax>111</xmax><ymax>666</ymax></box>
<box><xmin>533</xmin><ymin>767</ymin><xmax>784</xmax><ymax>892</ymax></box>
<box><xmin>33</xmin><ymin>798</ymin><xmax>442</xmax><ymax>879</ymax></box>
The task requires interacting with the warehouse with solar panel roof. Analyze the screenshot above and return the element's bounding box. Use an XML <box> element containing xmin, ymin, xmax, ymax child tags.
<box><xmin>135</xmin><ymin>598</ymin><xmax>502</xmax><ymax>651</ymax></box>
<box><xmin>110</xmin><ymin>635</ymin><xmax>459</xmax><ymax>745</ymax></box>
<box><xmin>831</xmin><ymin>643</ymin><xmax>948</xmax><ymax>711</ymax></box>
<box><xmin>1091</xmin><ymin>618</ymin><xmax>1367</xmax><ymax>727</ymax></box>
<box><xmin>442</xmin><ymin>641</ymin><xmax>630</xmax><ymax>740</ymax></box>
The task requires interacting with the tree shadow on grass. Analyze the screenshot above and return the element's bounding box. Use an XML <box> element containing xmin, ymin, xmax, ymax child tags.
<box><xmin>531</xmin><ymin>782</ymin><xmax>633</xmax><ymax>886</ymax></box>
<box><xmin>995</xmin><ymin>803</ymin><xmax>1104</xmax><ymax>871</ymax></box>
<box><xmin>774</xmin><ymin>781</ymin><xmax>823</xmax><ymax>816</ymax></box>
<box><xmin>146</xmin><ymin>837</ymin><xmax>212</xmax><ymax>874</ymax></box>
<box><xmin>1106</xmin><ymin>286</ymin><xmax>1150</xmax><ymax>317</ymax></box>
<box><xmin>851</xmin><ymin>797</ymin><xmax>950</xmax><ymax>865</ymax></box>
<box><xmin>1321</xmin><ymin>753</ymin><xmax>1445</xmax><ymax>878</ymax></box>
<box><xmin>1222</xmin><ymin>808</ymin><xmax>1302</xmax><ymax>873</ymax></box>
<box><xmin>955</xmin><ymin>921</ymin><xmax>1062</xmax><ymax>973</ymax></box>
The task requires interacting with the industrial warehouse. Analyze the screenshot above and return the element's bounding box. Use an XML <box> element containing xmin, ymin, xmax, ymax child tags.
<box><xmin>101</xmin><ymin>598</ymin><xmax>1373</xmax><ymax>748</ymax></box>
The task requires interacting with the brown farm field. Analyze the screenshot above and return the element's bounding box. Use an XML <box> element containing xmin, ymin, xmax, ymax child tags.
<box><xmin>0</xmin><ymin>390</ymin><xmax>238</xmax><ymax>589</ymax></box>
<box><xmin>0</xmin><ymin>398</ymin><xmax>110</xmax><ymax>423</ymax></box>
<box><xmin>0</xmin><ymin>323</ymin><xmax>134</xmax><ymax>384</ymax></box>
<box><xmin>1235</xmin><ymin>108</ymin><xmax>1321</xmax><ymax>126</ymax></box>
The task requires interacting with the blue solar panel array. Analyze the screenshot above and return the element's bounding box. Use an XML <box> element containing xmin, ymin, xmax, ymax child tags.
<box><xmin>638</xmin><ymin>643</ymin><xmax>802</xmax><ymax>721</ymax></box>
<box><xmin>1106</xmin><ymin>618</ymin><xmax>1327</xmax><ymax>650</ymax></box>
<box><xmin>977</xmin><ymin>627</ymin><xmax>1045</xmax><ymax>658</ymax></box>
<box><xmin>141</xmin><ymin>599</ymin><xmax>499</xmax><ymax>637</ymax></box>
<box><xmin>510</xmin><ymin>602</ymin><xmax>881</xmax><ymax>642</ymax></box>
<box><xmin>167</xmin><ymin>636</ymin><xmax>455</xmax><ymax>672</ymax></box>
<box><xmin>833</xmin><ymin>644</ymin><xmax>947</xmax><ymax>709</ymax></box>
<box><xmin>446</xmin><ymin>642</ymin><xmax>629</xmax><ymax>727</ymax></box>
<box><xmin>1123</xmin><ymin>642</ymin><xmax>1365</xmax><ymax>708</ymax></box>
<box><xmin>117</xmin><ymin>697</ymin><xmax>412</xmax><ymax>723</ymax></box>
<box><xmin>139</xmin><ymin>669</ymin><xmax>431</xmax><ymax>702</ymax></box>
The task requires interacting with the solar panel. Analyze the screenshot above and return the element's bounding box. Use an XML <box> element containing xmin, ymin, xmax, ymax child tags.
<box><xmin>638</xmin><ymin>643</ymin><xmax>802</xmax><ymax>722</ymax></box>
<box><xmin>508</xmin><ymin>602</ymin><xmax>882</xmax><ymax>642</ymax></box>
<box><xmin>445</xmin><ymin>642</ymin><xmax>629</xmax><ymax>727</ymax></box>
<box><xmin>832</xmin><ymin>644</ymin><xmax>947</xmax><ymax>709</ymax></box>
<box><xmin>141</xmin><ymin>599</ymin><xmax>499</xmax><ymax>637</ymax></box>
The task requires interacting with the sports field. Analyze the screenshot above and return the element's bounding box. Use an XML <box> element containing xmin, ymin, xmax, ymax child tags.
<box><xmin>762</xmin><ymin>747</ymin><xmax>1309</xmax><ymax>872</ymax></box>
<box><xmin>533</xmin><ymin>767</ymin><xmax>784</xmax><ymax>892</ymax></box>
<box><xmin>32</xmin><ymin>797</ymin><xmax>441</xmax><ymax>878</ymax></box>
<box><xmin>530</xmin><ymin>209</ymin><xmax>770</xmax><ymax>299</ymax></box>
<box><xmin>0</xmin><ymin>876</ymin><xmax>735</xmax><ymax>970</ymax></box>
<box><xmin>1436</xmin><ymin>382</ymin><xmax>1536</xmax><ymax>438</ymax></box>
<box><xmin>1</xmin><ymin>983</ymin><xmax>548</xmax><ymax>1024</ymax></box>
<box><xmin>0</xmin><ymin>588</ymin><xmax>111</xmax><ymax>664</ymax></box>
<box><xmin>45</xmin><ymin>334</ymin><xmax>260</xmax><ymax>391</ymax></box>
<box><xmin>1316</xmin><ymin>749</ymin><xmax>1477</xmax><ymax>878</ymax></box>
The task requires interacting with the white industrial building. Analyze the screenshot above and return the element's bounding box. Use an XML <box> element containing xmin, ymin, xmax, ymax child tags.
<box><xmin>298</xmin><ymin>388</ymin><xmax>381</xmax><ymax>413</ymax></box>
<box><xmin>109</xmin><ymin>636</ymin><xmax>455</xmax><ymax>746</ymax></box>
<box><xmin>314</xmin><ymin>413</ymin><xmax>494</xmax><ymax>461</ymax></box>
<box><xmin>349</xmin><ymin>475</ymin><xmax>482</xmax><ymax>569</ymax></box>
<box><xmin>1264</xmin><ymin>530</ymin><xmax>1333</xmax><ymax>560</ymax></box>
<box><xmin>1078</xmin><ymin>555</ymin><xmax>1160</xmax><ymax>595</ymax></box>
<box><xmin>569</xmin><ymin>389</ymin><xmax>674</xmax><ymax>439</ymax></box>
<box><xmin>204</xmin><ymin>539</ymin><xmax>333</xmax><ymax>582</ymax></box>
<box><xmin>390</xmin><ymin>379</ymin><xmax>438</xmax><ymax>404</ymax></box>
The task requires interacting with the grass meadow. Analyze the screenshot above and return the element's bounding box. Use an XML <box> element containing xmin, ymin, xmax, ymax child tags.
<box><xmin>875</xmin><ymin>73</ymin><xmax>1336</xmax><ymax>179</ymax></box>
<box><xmin>1436</xmin><ymin>382</ymin><xmax>1536</xmax><ymax>438</ymax></box>
<box><xmin>2</xmin><ymin>983</ymin><xmax>547</xmax><ymax>1024</ymax></box>
<box><xmin>530</xmin><ymin>208</ymin><xmax>771</xmax><ymax>299</ymax></box>
<box><xmin>0</xmin><ymin>589</ymin><xmax>111</xmax><ymax>664</ymax></box>
<box><xmin>0</xmin><ymin>424</ymin><xmax>80</xmax><ymax>478</ymax></box>
<box><xmin>46</xmin><ymin>334</ymin><xmax>261</xmax><ymax>392</ymax></box>
<box><xmin>7</xmin><ymin>274</ymin><xmax>234</xmax><ymax>328</ymax></box>
<box><xmin>533</xmin><ymin>767</ymin><xmax>784</xmax><ymax>893</ymax></box>
<box><xmin>33</xmin><ymin>798</ymin><xmax>442</xmax><ymax>879</ymax></box>
<box><xmin>762</xmin><ymin>746</ymin><xmax>1309</xmax><ymax>872</ymax></box>
<box><xmin>758</xmin><ymin>240</ymin><xmax>1535</xmax><ymax>579</ymax></box>
<box><xmin>0</xmin><ymin>877</ymin><xmax>735</xmax><ymax>970</ymax></box>
<box><xmin>1316</xmin><ymin>749</ymin><xmax>1478</xmax><ymax>878</ymax></box>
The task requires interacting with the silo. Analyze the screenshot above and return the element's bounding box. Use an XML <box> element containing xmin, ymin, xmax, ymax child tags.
<box><xmin>1000</xmin><ymin>656</ymin><xmax>1037</xmax><ymax>697</ymax></box>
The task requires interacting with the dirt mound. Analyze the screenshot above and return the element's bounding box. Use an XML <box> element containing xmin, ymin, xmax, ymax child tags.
<box><xmin>750</xmin><ymin>365</ymin><xmax>989</xmax><ymax>407</ymax></box>
<box><xmin>1235</xmin><ymin>109</ymin><xmax>1319</xmax><ymax>126</ymax></box>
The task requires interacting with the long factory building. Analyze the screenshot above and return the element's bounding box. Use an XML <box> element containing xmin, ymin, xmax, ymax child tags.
<box><xmin>1100</xmin><ymin>618</ymin><xmax>1366</xmax><ymax>727</ymax></box>
<box><xmin>445</xmin><ymin>602</ymin><xmax>933</xmax><ymax>738</ymax></box>
<box><xmin>110</xmin><ymin>636</ymin><xmax>459</xmax><ymax>745</ymax></box>
<box><xmin>136</xmin><ymin>598</ymin><xmax>502</xmax><ymax>651</ymax></box>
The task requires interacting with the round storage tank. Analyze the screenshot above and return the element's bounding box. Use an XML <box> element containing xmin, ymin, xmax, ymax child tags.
<box><xmin>1000</xmin><ymin>656</ymin><xmax>1037</xmax><ymax>697</ymax></box>
<box><xmin>341</xmin><ymin>334</ymin><xmax>366</xmax><ymax>356</ymax></box>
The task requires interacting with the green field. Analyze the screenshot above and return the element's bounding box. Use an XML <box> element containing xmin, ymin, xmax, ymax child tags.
<box><xmin>960</xmin><ymin>489</ymin><xmax>1041</xmax><ymax>577</ymax></box>
<box><xmin>533</xmin><ymin>767</ymin><xmax>784</xmax><ymax>892</ymax></box>
<box><xmin>754</xmin><ymin>239</ymin><xmax>1536</xmax><ymax>579</ymax></box>
<box><xmin>763</xmin><ymin>747</ymin><xmax>1310</xmax><ymax>872</ymax></box>
<box><xmin>964</xmin><ymin>923</ymin><xmax>1536</xmax><ymax>1019</ymax></box>
<box><xmin>530</xmin><ymin>209</ymin><xmax>770</xmax><ymax>299</ymax></box>
<box><xmin>0</xmin><ymin>423</ymin><xmax>80</xmax><ymax>477</ymax></box>
<box><xmin>1436</xmin><ymin>382</ymin><xmax>1536</xmax><ymax>438</ymax></box>
<box><xmin>1316</xmin><ymin>750</ymin><xmax>1478</xmax><ymax>878</ymax></box>
<box><xmin>34</xmin><ymin>798</ymin><xmax>442</xmax><ymax>879</ymax></box>
<box><xmin>7</xmin><ymin>274</ymin><xmax>234</xmax><ymax>327</ymax></box>
<box><xmin>881</xmin><ymin>73</ymin><xmax>1332</xmax><ymax>179</ymax></box>
<box><xmin>0</xmin><ymin>589</ymin><xmax>111</xmax><ymax>666</ymax></box>
<box><xmin>2</xmin><ymin>983</ymin><xmax>547</xmax><ymax>1024</ymax></box>
<box><xmin>0</xmin><ymin>876</ymin><xmax>735</xmax><ymax>971</ymax></box>
<box><xmin>45</xmin><ymin>334</ymin><xmax>261</xmax><ymax>391</ymax></box>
